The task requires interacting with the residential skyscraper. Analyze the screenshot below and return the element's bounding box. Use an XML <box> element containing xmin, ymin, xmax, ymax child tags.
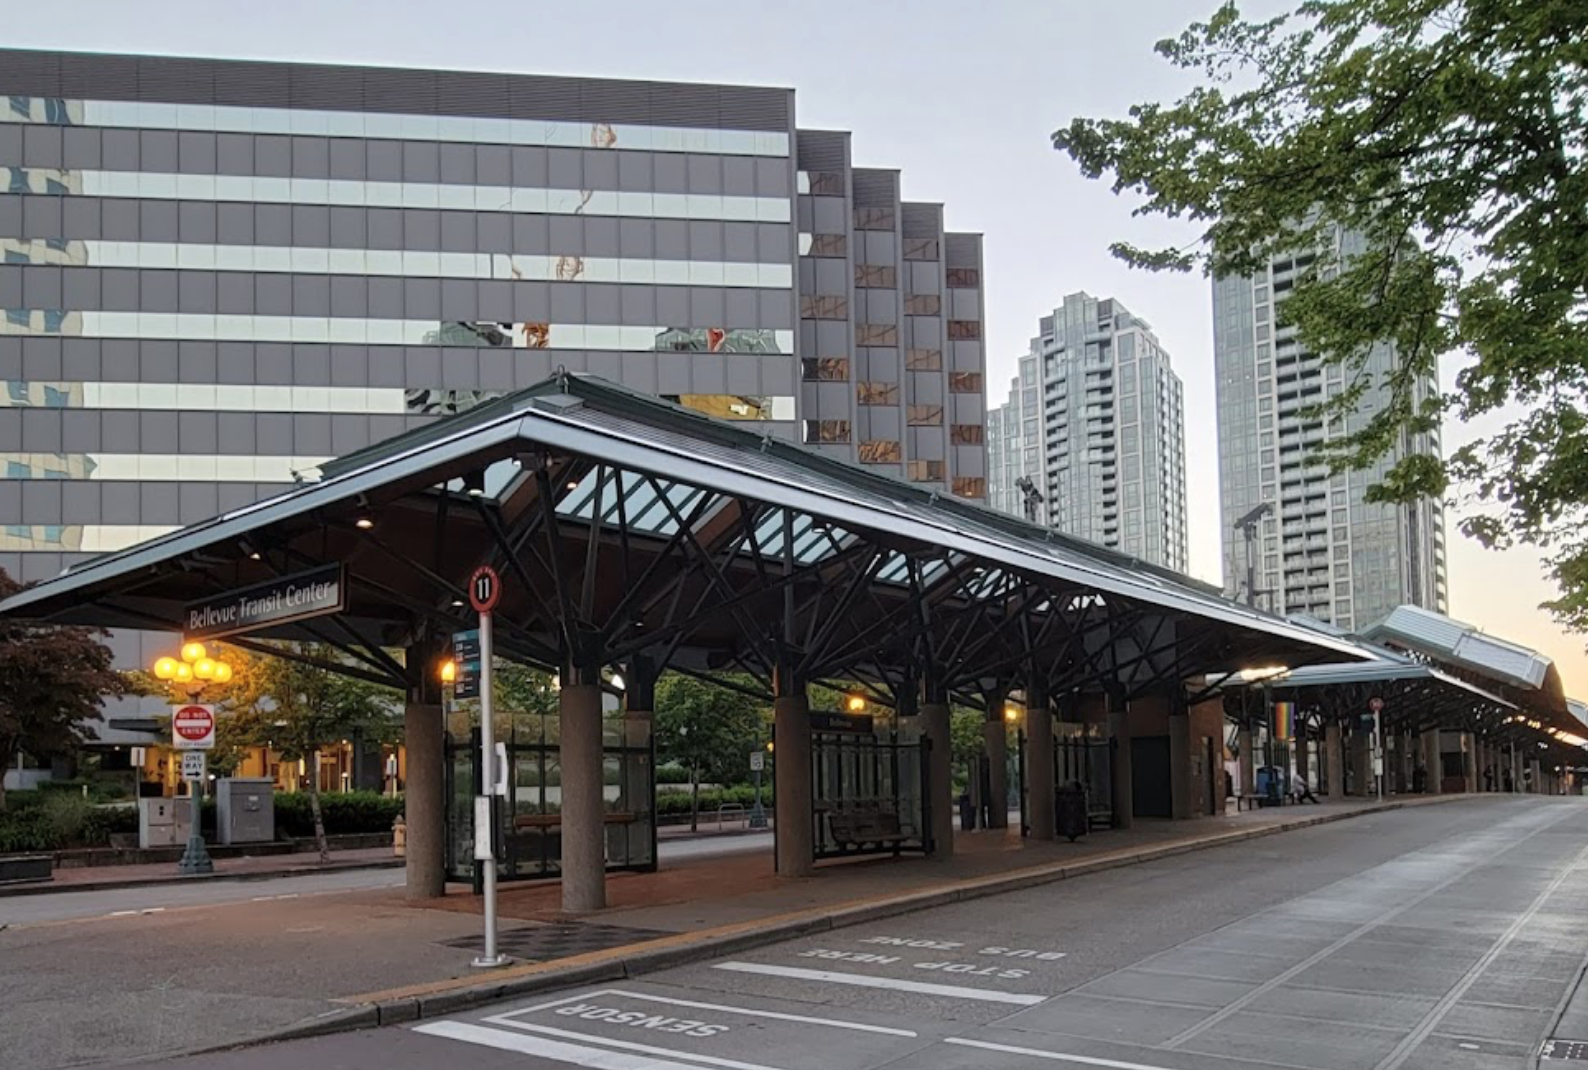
<box><xmin>989</xmin><ymin>292</ymin><xmax>1188</xmax><ymax>573</ymax></box>
<box><xmin>1213</xmin><ymin>223</ymin><xmax>1447</xmax><ymax>629</ymax></box>
<box><xmin>986</xmin><ymin>350</ymin><xmax>1041</xmax><ymax>522</ymax></box>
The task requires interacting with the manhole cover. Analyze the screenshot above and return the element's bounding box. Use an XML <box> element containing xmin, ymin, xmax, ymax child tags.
<box><xmin>1542</xmin><ymin>1040</ymin><xmax>1588</xmax><ymax>1061</ymax></box>
<box><xmin>443</xmin><ymin>923</ymin><xmax>669</xmax><ymax>962</ymax></box>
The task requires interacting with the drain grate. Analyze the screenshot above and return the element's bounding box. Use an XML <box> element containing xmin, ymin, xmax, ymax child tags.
<box><xmin>443</xmin><ymin>922</ymin><xmax>669</xmax><ymax>962</ymax></box>
<box><xmin>1543</xmin><ymin>1040</ymin><xmax>1588</xmax><ymax>1061</ymax></box>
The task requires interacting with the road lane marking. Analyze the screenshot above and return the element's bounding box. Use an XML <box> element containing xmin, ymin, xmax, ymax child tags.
<box><xmin>712</xmin><ymin>962</ymin><xmax>1046</xmax><ymax>1005</ymax></box>
<box><xmin>414</xmin><ymin>1020</ymin><xmax>781</xmax><ymax>1070</ymax></box>
<box><xmin>1373</xmin><ymin>839</ymin><xmax>1588</xmax><ymax>1070</ymax></box>
<box><xmin>945</xmin><ymin>1037</ymin><xmax>1187</xmax><ymax>1069</ymax></box>
<box><xmin>1164</xmin><ymin>802</ymin><xmax>1583</xmax><ymax>1048</ymax></box>
<box><xmin>485</xmin><ymin>987</ymin><xmax>917</xmax><ymax>1037</ymax></box>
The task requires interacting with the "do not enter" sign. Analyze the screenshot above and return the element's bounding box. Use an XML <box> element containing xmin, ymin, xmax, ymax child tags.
<box><xmin>171</xmin><ymin>704</ymin><xmax>216</xmax><ymax>750</ymax></box>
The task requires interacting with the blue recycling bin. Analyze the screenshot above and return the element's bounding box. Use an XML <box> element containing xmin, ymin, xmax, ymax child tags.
<box><xmin>1255</xmin><ymin>765</ymin><xmax>1287</xmax><ymax>806</ymax></box>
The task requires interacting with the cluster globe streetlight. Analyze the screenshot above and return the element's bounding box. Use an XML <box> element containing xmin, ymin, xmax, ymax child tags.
<box><xmin>151</xmin><ymin>642</ymin><xmax>235</xmax><ymax>875</ymax></box>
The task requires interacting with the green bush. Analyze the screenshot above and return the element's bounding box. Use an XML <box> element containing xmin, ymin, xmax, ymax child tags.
<box><xmin>272</xmin><ymin>791</ymin><xmax>405</xmax><ymax>838</ymax></box>
<box><xmin>0</xmin><ymin>798</ymin><xmax>138</xmax><ymax>852</ymax></box>
<box><xmin>655</xmin><ymin>784</ymin><xmax>763</xmax><ymax>817</ymax></box>
<box><xmin>656</xmin><ymin>765</ymin><xmax>692</xmax><ymax>785</ymax></box>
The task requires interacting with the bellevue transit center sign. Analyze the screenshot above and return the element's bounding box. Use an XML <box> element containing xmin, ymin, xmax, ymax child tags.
<box><xmin>184</xmin><ymin>564</ymin><xmax>346</xmax><ymax>641</ymax></box>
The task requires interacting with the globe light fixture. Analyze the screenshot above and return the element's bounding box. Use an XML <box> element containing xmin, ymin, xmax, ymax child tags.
<box><xmin>153</xmin><ymin>656</ymin><xmax>179</xmax><ymax>680</ymax></box>
<box><xmin>181</xmin><ymin>641</ymin><xmax>207</xmax><ymax>664</ymax></box>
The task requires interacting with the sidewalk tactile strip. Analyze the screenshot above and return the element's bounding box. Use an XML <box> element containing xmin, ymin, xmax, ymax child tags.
<box><xmin>442</xmin><ymin>923</ymin><xmax>669</xmax><ymax>962</ymax></box>
<box><xmin>1543</xmin><ymin>1040</ymin><xmax>1588</xmax><ymax>1061</ymax></box>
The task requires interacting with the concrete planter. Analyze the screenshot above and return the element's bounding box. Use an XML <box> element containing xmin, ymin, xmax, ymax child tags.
<box><xmin>0</xmin><ymin>853</ymin><xmax>52</xmax><ymax>885</ymax></box>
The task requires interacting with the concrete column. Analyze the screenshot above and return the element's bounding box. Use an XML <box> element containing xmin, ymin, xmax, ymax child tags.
<box><xmin>1530</xmin><ymin>758</ymin><xmax>1542</xmax><ymax>794</ymax></box>
<box><xmin>1025</xmin><ymin>680</ymin><xmax>1055</xmax><ymax>841</ymax></box>
<box><xmin>983</xmin><ymin>714</ymin><xmax>1009</xmax><ymax>830</ymax></box>
<box><xmin>1237</xmin><ymin>726</ymin><xmax>1256</xmax><ymax>796</ymax></box>
<box><xmin>1326</xmin><ymin>722</ymin><xmax>1345</xmax><ymax>798</ymax></box>
<box><xmin>1422</xmin><ymin>730</ymin><xmax>1441</xmax><ymax>794</ymax></box>
<box><xmin>559</xmin><ymin>682</ymin><xmax>606</xmax><ymax>912</ymax></box>
<box><xmin>403</xmin><ymin>699</ymin><xmax>446</xmax><ymax>899</ymax></box>
<box><xmin>1462</xmin><ymin>734</ymin><xmax>1478</xmax><ymax>793</ymax></box>
<box><xmin>1350</xmin><ymin>731</ymin><xmax>1371</xmax><ymax>795</ymax></box>
<box><xmin>774</xmin><ymin>688</ymin><xmax>814</xmax><ymax>876</ymax></box>
<box><xmin>919</xmin><ymin>701</ymin><xmax>954</xmax><ymax>857</ymax></box>
<box><xmin>1169</xmin><ymin>704</ymin><xmax>1192</xmax><ymax>821</ymax></box>
<box><xmin>1108</xmin><ymin>691</ymin><xmax>1134</xmax><ymax>829</ymax></box>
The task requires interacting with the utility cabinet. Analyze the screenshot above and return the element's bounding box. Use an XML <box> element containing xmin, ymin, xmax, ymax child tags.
<box><xmin>216</xmin><ymin>778</ymin><xmax>275</xmax><ymax>845</ymax></box>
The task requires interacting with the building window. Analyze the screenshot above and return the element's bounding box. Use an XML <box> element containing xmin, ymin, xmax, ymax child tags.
<box><xmin>44</xmin><ymin>178</ymin><xmax>67</xmax><ymax>196</ymax></box>
<box><xmin>799</xmin><ymin>295</ymin><xmax>848</xmax><ymax>320</ymax></box>
<box><xmin>855</xmin><ymin>323</ymin><xmax>898</xmax><ymax>346</ymax></box>
<box><xmin>949</xmin><ymin>372</ymin><xmax>983</xmax><ymax>394</ymax></box>
<box><xmin>908</xmin><ymin>405</ymin><xmax>943</xmax><ymax>426</ymax></box>
<box><xmin>946</xmin><ymin>267</ymin><xmax>980</xmax><ymax>288</ymax></box>
<box><xmin>951</xmin><ymin>424</ymin><xmax>985</xmax><ymax>445</ymax></box>
<box><xmin>908</xmin><ymin>460</ymin><xmax>945</xmax><ymax>482</ymax></box>
<box><xmin>5</xmin><ymin>525</ymin><xmax>29</xmax><ymax>538</ymax></box>
<box><xmin>44</xmin><ymin>99</ymin><xmax>71</xmax><ymax>126</ymax></box>
<box><xmin>654</xmin><ymin>327</ymin><xmax>783</xmax><ymax>353</ymax></box>
<box><xmin>5</xmin><ymin>309</ymin><xmax>29</xmax><ymax>328</ymax></box>
<box><xmin>799</xmin><ymin>170</ymin><xmax>845</xmax><ymax>196</ymax></box>
<box><xmin>855</xmin><ymin>264</ymin><xmax>896</xmax><ymax>288</ymax></box>
<box><xmin>7</xmin><ymin>381</ymin><xmax>28</xmax><ymax>403</ymax></box>
<box><xmin>7</xmin><ymin>168</ymin><xmax>28</xmax><ymax>195</ymax></box>
<box><xmin>803</xmin><ymin>419</ymin><xmax>851</xmax><ymax>444</ymax></box>
<box><xmin>952</xmin><ymin>477</ymin><xmax>986</xmax><ymax>498</ymax></box>
<box><xmin>905</xmin><ymin>348</ymin><xmax>942</xmax><ymax>371</ymax></box>
<box><xmin>903</xmin><ymin>239</ymin><xmax>939</xmax><ymax>261</ymax></box>
<box><xmin>854</xmin><ymin>207</ymin><xmax>895</xmax><ymax>231</ymax></box>
<box><xmin>857</xmin><ymin>382</ymin><xmax>899</xmax><ymax>406</ymax></box>
<box><xmin>801</xmin><ymin>357</ymin><xmax>850</xmax><ymax>382</ymax></box>
<box><xmin>42</xmin><ymin>309</ymin><xmax>65</xmax><ymax>333</ymax></box>
<box><xmin>858</xmin><ymin>440</ymin><xmax>902</xmax><ymax>464</ymax></box>
<box><xmin>801</xmin><ymin>233</ymin><xmax>847</xmax><ymax>258</ymax></box>
<box><xmin>43</xmin><ymin>386</ymin><xmax>69</xmax><ymax>407</ymax></box>
<box><xmin>904</xmin><ymin>294</ymin><xmax>940</xmax><ymax>316</ymax></box>
<box><xmin>947</xmin><ymin>320</ymin><xmax>982</xmax><ymax>341</ymax></box>
<box><xmin>4</xmin><ymin>250</ymin><xmax>27</xmax><ymax>264</ymax></box>
<box><xmin>6</xmin><ymin>461</ymin><xmax>28</xmax><ymax>479</ymax></box>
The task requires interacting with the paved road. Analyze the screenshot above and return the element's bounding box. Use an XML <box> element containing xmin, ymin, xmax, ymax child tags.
<box><xmin>0</xmin><ymin>832</ymin><xmax>775</xmax><ymax>928</ymax></box>
<box><xmin>112</xmin><ymin>795</ymin><xmax>1588</xmax><ymax>1070</ymax></box>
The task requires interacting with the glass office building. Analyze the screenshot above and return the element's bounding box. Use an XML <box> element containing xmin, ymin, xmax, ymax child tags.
<box><xmin>0</xmin><ymin>50</ymin><xmax>987</xmax><ymax>743</ymax></box>
<box><xmin>1213</xmin><ymin>223</ymin><xmax>1446</xmax><ymax>628</ymax></box>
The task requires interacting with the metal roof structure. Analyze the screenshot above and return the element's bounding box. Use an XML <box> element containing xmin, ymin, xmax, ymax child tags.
<box><xmin>1363</xmin><ymin>605</ymin><xmax>1556</xmax><ymax>693</ymax></box>
<box><xmin>0</xmin><ymin>373</ymin><xmax>1372</xmax><ymax>704</ymax></box>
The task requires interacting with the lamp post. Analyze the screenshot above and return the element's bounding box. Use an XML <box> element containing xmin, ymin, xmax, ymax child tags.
<box><xmin>153</xmin><ymin>643</ymin><xmax>233</xmax><ymax>875</ymax></box>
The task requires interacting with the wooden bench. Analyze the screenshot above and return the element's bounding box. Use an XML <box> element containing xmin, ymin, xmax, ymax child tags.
<box><xmin>827</xmin><ymin>810</ymin><xmax>908</xmax><ymax>852</ymax></box>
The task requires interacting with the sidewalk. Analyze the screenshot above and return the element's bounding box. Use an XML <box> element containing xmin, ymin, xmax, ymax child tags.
<box><xmin>0</xmin><ymin>845</ymin><xmax>400</xmax><ymax>896</ymax></box>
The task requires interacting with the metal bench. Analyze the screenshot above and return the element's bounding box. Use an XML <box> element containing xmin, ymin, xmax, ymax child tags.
<box><xmin>827</xmin><ymin>809</ymin><xmax>907</xmax><ymax>853</ymax></box>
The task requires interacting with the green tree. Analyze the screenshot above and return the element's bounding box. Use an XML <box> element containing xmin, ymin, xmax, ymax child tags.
<box><xmin>1054</xmin><ymin>0</ymin><xmax>1588</xmax><ymax>625</ymax></box>
<box><xmin>653</xmin><ymin>673</ymin><xmax>767</xmax><ymax>831</ymax></box>
<box><xmin>0</xmin><ymin>570</ymin><xmax>126</xmax><ymax>809</ymax></box>
<box><xmin>226</xmin><ymin>643</ymin><xmax>401</xmax><ymax>860</ymax></box>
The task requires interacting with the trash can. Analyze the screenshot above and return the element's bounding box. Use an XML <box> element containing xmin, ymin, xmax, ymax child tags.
<box><xmin>958</xmin><ymin>792</ymin><xmax>976</xmax><ymax>831</ymax></box>
<box><xmin>1056</xmin><ymin>780</ymin><xmax>1088</xmax><ymax>842</ymax></box>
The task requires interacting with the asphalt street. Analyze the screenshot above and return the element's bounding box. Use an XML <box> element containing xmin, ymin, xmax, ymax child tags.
<box><xmin>90</xmin><ymin>795</ymin><xmax>1588</xmax><ymax>1070</ymax></box>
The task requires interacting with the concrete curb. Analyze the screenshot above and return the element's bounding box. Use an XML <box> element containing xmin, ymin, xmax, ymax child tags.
<box><xmin>0</xmin><ymin>858</ymin><xmax>403</xmax><ymax>898</ymax></box>
<box><xmin>329</xmin><ymin>796</ymin><xmax>1464</xmax><ymax>1025</ymax></box>
<box><xmin>184</xmin><ymin>794</ymin><xmax>1466</xmax><ymax>1059</ymax></box>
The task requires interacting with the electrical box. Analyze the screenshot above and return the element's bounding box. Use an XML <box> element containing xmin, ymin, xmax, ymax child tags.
<box><xmin>137</xmin><ymin>796</ymin><xmax>191</xmax><ymax>849</ymax></box>
<box><xmin>216</xmin><ymin>778</ymin><xmax>275</xmax><ymax>845</ymax></box>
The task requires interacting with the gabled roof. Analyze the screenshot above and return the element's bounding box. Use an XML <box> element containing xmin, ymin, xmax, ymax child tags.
<box><xmin>0</xmin><ymin>373</ymin><xmax>1373</xmax><ymax>680</ymax></box>
<box><xmin>1363</xmin><ymin>604</ymin><xmax>1553</xmax><ymax>691</ymax></box>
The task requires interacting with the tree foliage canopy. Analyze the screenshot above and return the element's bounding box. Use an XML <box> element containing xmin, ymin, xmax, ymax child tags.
<box><xmin>0</xmin><ymin>570</ymin><xmax>125</xmax><ymax>799</ymax></box>
<box><xmin>1054</xmin><ymin>0</ymin><xmax>1588</xmax><ymax>625</ymax></box>
<box><xmin>654</xmin><ymin>673</ymin><xmax>766</xmax><ymax>789</ymax></box>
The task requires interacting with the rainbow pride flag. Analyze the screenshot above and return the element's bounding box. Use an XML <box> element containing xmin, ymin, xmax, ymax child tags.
<box><xmin>1273</xmin><ymin>701</ymin><xmax>1295</xmax><ymax>741</ymax></box>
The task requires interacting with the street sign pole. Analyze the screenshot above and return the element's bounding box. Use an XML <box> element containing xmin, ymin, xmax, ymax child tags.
<box><xmin>172</xmin><ymin>703</ymin><xmax>216</xmax><ymax>875</ymax></box>
<box><xmin>1370</xmin><ymin>697</ymin><xmax>1385</xmax><ymax>802</ymax></box>
<box><xmin>749</xmin><ymin>749</ymin><xmax>767</xmax><ymax>829</ymax></box>
<box><xmin>468</xmin><ymin>565</ymin><xmax>506</xmax><ymax>969</ymax></box>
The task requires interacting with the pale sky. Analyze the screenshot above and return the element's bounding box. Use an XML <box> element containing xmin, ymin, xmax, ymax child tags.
<box><xmin>10</xmin><ymin>0</ymin><xmax>1584</xmax><ymax>694</ymax></box>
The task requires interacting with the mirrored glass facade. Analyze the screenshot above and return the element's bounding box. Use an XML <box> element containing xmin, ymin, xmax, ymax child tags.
<box><xmin>0</xmin><ymin>48</ymin><xmax>987</xmax><ymax>589</ymax></box>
